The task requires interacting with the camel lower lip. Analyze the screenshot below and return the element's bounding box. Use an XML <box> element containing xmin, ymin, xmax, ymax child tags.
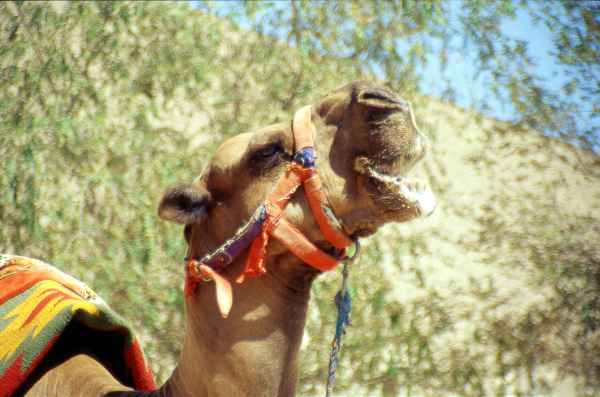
<box><xmin>352</xmin><ymin>228</ymin><xmax>377</xmax><ymax>238</ymax></box>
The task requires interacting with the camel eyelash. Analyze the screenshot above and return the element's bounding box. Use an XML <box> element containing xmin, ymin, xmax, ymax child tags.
<box><xmin>248</xmin><ymin>142</ymin><xmax>287</xmax><ymax>175</ymax></box>
<box><xmin>255</xmin><ymin>144</ymin><xmax>281</xmax><ymax>158</ymax></box>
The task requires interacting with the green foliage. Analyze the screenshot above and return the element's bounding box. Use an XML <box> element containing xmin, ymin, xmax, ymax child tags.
<box><xmin>0</xmin><ymin>0</ymin><xmax>219</xmax><ymax>378</ymax></box>
<box><xmin>478</xmin><ymin>205</ymin><xmax>600</xmax><ymax>394</ymax></box>
<box><xmin>1</xmin><ymin>1</ymin><xmax>599</xmax><ymax>396</ymax></box>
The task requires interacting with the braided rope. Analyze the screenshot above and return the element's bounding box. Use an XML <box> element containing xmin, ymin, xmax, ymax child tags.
<box><xmin>325</xmin><ymin>261</ymin><xmax>352</xmax><ymax>397</ymax></box>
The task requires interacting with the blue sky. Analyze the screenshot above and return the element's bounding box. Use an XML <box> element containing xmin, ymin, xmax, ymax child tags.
<box><xmin>418</xmin><ymin>3</ymin><xmax>569</xmax><ymax>120</ymax></box>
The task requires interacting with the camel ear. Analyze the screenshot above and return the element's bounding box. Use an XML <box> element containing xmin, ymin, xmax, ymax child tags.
<box><xmin>356</xmin><ymin>86</ymin><xmax>408</xmax><ymax>111</ymax></box>
<box><xmin>158</xmin><ymin>183</ymin><xmax>213</xmax><ymax>224</ymax></box>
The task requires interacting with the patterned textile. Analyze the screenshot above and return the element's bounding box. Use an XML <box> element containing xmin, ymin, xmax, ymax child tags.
<box><xmin>0</xmin><ymin>254</ymin><xmax>155</xmax><ymax>397</ymax></box>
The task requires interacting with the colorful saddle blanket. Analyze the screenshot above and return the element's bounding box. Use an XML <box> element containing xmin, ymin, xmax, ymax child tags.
<box><xmin>0</xmin><ymin>254</ymin><xmax>155</xmax><ymax>396</ymax></box>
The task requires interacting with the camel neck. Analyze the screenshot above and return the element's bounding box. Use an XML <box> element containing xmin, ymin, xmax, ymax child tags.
<box><xmin>162</xmin><ymin>253</ymin><xmax>317</xmax><ymax>397</ymax></box>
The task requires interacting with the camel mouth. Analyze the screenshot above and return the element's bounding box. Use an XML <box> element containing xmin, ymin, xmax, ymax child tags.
<box><xmin>354</xmin><ymin>156</ymin><xmax>436</xmax><ymax>218</ymax></box>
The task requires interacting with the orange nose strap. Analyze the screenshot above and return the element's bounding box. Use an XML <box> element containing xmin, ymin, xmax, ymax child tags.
<box><xmin>270</xmin><ymin>217</ymin><xmax>340</xmax><ymax>272</ymax></box>
<box><xmin>303</xmin><ymin>171</ymin><xmax>353</xmax><ymax>250</ymax></box>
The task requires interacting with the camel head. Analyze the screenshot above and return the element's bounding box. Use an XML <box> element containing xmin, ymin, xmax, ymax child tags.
<box><xmin>158</xmin><ymin>80</ymin><xmax>435</xmax><ymax>273</ymax></box>
<box><xmin>153</xmin><ymin>81</ymin><xmax>436</xmax><ymax>396</ymax></box>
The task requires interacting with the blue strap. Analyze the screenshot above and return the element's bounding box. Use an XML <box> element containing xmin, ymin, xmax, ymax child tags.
<box><xmin>293</xmin><ymin>147</ymin><xmax>317</xmax><ymax>168</ymax></box>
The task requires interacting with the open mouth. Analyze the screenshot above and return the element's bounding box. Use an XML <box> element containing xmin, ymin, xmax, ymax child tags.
<box><xmin>354</xmin><ymin>156</ymin><xmax>436</xmax><ymax>218</ymax></box>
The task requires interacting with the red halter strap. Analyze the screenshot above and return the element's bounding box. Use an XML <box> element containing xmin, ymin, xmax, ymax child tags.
<box><xmin>292</xmin><ymin>106</ymin><xmax>354</xmax><ymax>250</ymax></box>
<box><xmin>186</xmin><ymin>106</ymin><xmax>353</xmax><ymax>317</ymax></box>
<box><xmin>239</xmin><ymin>106</ymin><xmax>353</xmax><ymax>281</ymax></box>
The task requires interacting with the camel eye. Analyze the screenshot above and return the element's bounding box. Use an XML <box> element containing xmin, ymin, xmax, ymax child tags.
<box><xmin>256</xmin><ymin>144</ymin><xmax>280</xmax><ymax>158</ymax></box>
<box><xmin>248</xmin><ymin>141</ymin><xmax>288</xmax><ymax>176</ymax></box>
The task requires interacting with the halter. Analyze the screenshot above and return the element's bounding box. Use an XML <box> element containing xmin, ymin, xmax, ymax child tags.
<box><xmin>184</xmin><ymin>106</ymin><xmax>356</xmax><ymax>317</ymax></box>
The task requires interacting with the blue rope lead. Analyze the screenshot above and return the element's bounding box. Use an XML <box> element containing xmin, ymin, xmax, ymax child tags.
<box><xmin>325</xmin><ymin>261</ymin><xmax>352</xmax><ymax>397</ymax></box>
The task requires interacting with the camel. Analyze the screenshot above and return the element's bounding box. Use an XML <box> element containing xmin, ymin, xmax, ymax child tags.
<box><xmin>22</xmin><ymin>80</ymin><xmax>435</xmax><ymax>397</ymax></box>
